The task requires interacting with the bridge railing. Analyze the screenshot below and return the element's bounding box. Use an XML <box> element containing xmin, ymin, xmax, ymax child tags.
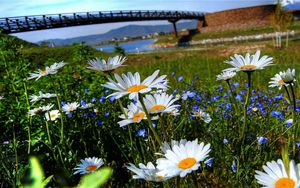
<box><xmin>0</xmin><ymin>10</ymin><xmax>205</xmax><ymax>33</ymax></box>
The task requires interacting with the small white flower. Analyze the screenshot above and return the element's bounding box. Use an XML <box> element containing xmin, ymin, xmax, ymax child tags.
<box><xmin>224</xmin><ymin>50</ymin><xmax>273</xmax><ymax>72</ymax></box>
<box><xmin>27</xmin><ymin>61</ymin><xmax>66</xmax><ymax>80</ymax></box>
<box><xmin>45</xmin><ymin>110</ymin><xmax>60</xmax><ymax>121</ymax></box>
<box><xmin>279</xmin><ymin>68</ymin><xmax>296</xmax><ymax>84</ymax></box>
<box><xmin>0</xmin><ymin>96</ymin><xmax>4</xmax><ymax>100</ymax></box>
<box><xmin>118</xmin><ymin>103</ymin><xmax>147</xmax><ymax>127</ymax></box>
<box><xmin>29</xmin><ymin>91</ymin><xmax>57</xmax><ymax>102</ymax></box>
<box><xmin>141</xmin><ymin>93</ymin><xmax>180</xmax><ymax>114</ymax></box>
<box><xmin>192</xmin><ymin>109</ymin><xmax>212</xmax><ymax>123</ymax></box>
<box><xmin>28</xmin><ymin>104</ymin><xmax>54</xmax><ymax>116</ymax></box>
<box><xmin>73</xmin><ymin>157</ymin><xmax>104</xmax><ymax>175</ymax></box>
<box><xmin>62</xmin><ymin>102</ymin><xmax>80</xmax><ymax>114</ymax></box>
<box><xmin>156</xmin><ymin>139</ymin><xmax>211</xmax><ymax>178</ymax></box>
<box><xmin>127</xmin><ymin>162</ymin><xmax>172</xmax><ymax>182</ymax></box>
<box><xmin>87</xmin><ymin>55</ymin><xmax>126</xmax><ymax>72</ymax></box>
<box><xmin>216</xmin><ymin>70</ymin><xmax>236</xmax><ymax>81</ymax></box>
<box><xmin>269</xmin><ymin>73</ymin><xmax>288</xmax><ymax>90</ymax></box>
<box><xmin>102</xmin><ymin>70</ymin><xmax>168</xmax><ymax>100</ymax></box>
<box><xmin>79</xmin><ymin>103</ymin><xmax>94</xmax><ymax>109</ymax></box>
<box><xmin>255</xmin><ymin>159</ymin><xmax>300</xmax><ymax>187</ymax></box>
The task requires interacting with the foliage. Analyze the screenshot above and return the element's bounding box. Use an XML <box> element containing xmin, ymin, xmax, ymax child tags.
<box><xmin>1</xmin><ymin>33</ymin><xmax>300</xmax><ymax>187</ymax></box>
<box><xmin>113</xmin><ymin>42</ymin><xmax>125</xmax><ymax>56</ymax></box>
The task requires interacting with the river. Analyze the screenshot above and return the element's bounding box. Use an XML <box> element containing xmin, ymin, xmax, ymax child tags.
<box><xmin>95</xmin><ymin>39</ymin><xmax>162</xmax><ymax>53</ymax></box>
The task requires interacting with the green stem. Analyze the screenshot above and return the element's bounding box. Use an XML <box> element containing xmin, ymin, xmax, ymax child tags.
<box><xmin>138</xmin><ymin>93</ymin><xmax>161</xmax><ymax>146</ymax></box>
<box><xmin>289</xmin><ymin>83</ymin><xmax>297</xmax><ymax>154</ymax></box>
<box><xmin>226</xmin><ymin>79</ymin><xmax>238</xmax><ymax>117</ymax></box>
<box><xmin>241</xmin><ymin>72</ymin><xmax>252</xmax><ymax>143</ymax></box>
<box><xmin>284</xmin><ymin>85</ymin><xmax>292</xmax><ymax>104</ymax></box>
<box><xmin>13</xmin><ymin>125</ymin><xmax>19</xmax><ymax>188</ymax></box>
<box><xmin>23</xmin><ymin>82</ymin><xmax>32</xmax><ymax>154</ymax></box>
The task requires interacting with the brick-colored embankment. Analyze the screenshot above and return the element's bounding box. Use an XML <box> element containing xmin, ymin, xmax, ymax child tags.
<box><xmin>198</xmin><ymin>5</ymin><xmax>276</xmax><ymax>32</ymax></box>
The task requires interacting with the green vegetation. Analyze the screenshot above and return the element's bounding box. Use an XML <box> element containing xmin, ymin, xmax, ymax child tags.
<box><xmin>155</xmin><ymin>20</ymin><xmax>300</xmax><ymax>44</ymax></box>
<box><xmin>1</xmin><ymin>30</ymin><xmax>300</xmax><ymax>187</ymax></box>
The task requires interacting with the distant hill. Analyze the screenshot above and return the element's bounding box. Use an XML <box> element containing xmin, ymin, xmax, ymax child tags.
<box><xmin>38</xmin><ymin>21</ymin><xmax>198</xmax><ymax>46</ymax></box>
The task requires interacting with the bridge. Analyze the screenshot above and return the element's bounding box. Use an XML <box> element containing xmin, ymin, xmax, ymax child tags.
<box><xmin>0</xmin><ymin>10</ymin><xmax>205</xmax><ymax>37</ymax></box>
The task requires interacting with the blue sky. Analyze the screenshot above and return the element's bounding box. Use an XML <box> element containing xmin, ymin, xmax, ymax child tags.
<box><xmin>0</xmin><ymin>0</ymin><xmax>296</xmax><ymax>42</ymax></box>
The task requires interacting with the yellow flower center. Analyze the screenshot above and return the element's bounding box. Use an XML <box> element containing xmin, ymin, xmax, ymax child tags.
<box><xmin>275</xmin><ymin>178</ymin><xmax>295</xmax><ymax>188</ymax></box>
<box><xmin>127</xmin><ymin>85</ymin><xmax>148</xmax><ymax>93</ymax></box>
<box><xmin>150</xmin><ymin>105</ymin><xmax>166</xmax><ymax>113</ymax></box>
<box><xmin>133</xmin><ymin>112</ymin><xmax>145</xmax><ymax>122</ymax></box>
<box><xmin>194</xmin><ymin>112</ymin><xmax>201</xmax><ymax>118</ymax></box>
<box><xmin>50</xmin><ymin>114</ymin><xmax>56</xmax><ymax>119</ymax></box>
<box><xmin>178</xmin><ymin>157</ymin><xmax>197</xmax><ymax>169</ymax></box>
<box><xmin>85</xmin><ymin>165</ymin><xmax>97</xmax><ymax>171</ymax></box>
<box><xmin>156</xmin><ymin>175</ymin><xmax>165</xmax><ymax>181</ymax></box>
<box><xmin>40</xmin><ymin>69</ymin><xmax>47</xmax><ymax>75</ymax></box>
<box><xmin>278</xmin><ymin>80</ymin><xmax>285</xmax><ymax>85</ymax></box>
<box><xmin>240</xmin><ymin>65</ymin><xmax>257</xmax><ymax>70</ymax></box>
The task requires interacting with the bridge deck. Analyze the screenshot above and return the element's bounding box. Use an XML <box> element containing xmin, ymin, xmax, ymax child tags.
<box><xmin>0</xmin><ymin>10</ymin><xmax>205</xmax><ymax>34</ymax></box>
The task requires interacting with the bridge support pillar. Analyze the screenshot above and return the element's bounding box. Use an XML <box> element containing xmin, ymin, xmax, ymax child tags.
<box><xmin>168</xmin><ymin>19</ymin><xmax>179</xmax><ymax>38</ymax></box>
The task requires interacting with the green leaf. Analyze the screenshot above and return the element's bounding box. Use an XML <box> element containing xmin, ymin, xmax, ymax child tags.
<box><xmin>41</xmin><ymin>175</ymin><xmax>53</xmax><ymax>187</ymax></box>
<box><xmin>24</xmin><ymin>157</ymin><xmax>52</xmax><ymax>188</ymax></box>
<box><xmin>24</xmin><ymin>157</ymin><xmax>44</xmax><ymax>188</ymax></box>
<box><xmin>78</xmin><ymin>167</ymin><xmax>113</xmax><ymax>188</ymax></box>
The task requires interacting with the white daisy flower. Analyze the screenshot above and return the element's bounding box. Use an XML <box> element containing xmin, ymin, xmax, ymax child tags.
<box><xmin>87</xmin><ymin>55</ymin><xmax>126</xmax><ymax>72</ymax></box>
<box><xmin>73</xmin><ymin>157</ymin><xmax>104</xmax><ymax>175</ymax></box>
<box><xmin>216</xmin><ymin>70</ymin><xmax>236</xmax><ymax>81</ymax></box>
<box><xmin>192</xmin><ymin>109</ymin><xmax>212</xmax><ymax>123</ymax></box>
<box><xmin>28</xmin><ymin>107</ymin><xmax>44</xmax><ymax>116</ymax></box>
<box><xmin>269</xmin><ymin>73</ymin><xmax>287</xmax><ymax>90</ymax></box>
<box><xmin>79</xmin><ymin>103</ymin><xmax>94</xmax><ymax>109</ymax></box>
<box><xmin>224</xmin><ymin>50</ymin><xmax>273</xmax><ymax>72</ymax></box>
<box><xmin>29</xmin><ymin>91</ymin><xmax>57</xmax><ymax>102</ymax></box>
<box><xmin>45</xmin><ymin>110</ymin><xmax>60</xmax><ymax>121</ymax></box>
<box><xmin>127</xmin><ymin>162</ymin><xmax>172</xmax><ymax>182</ymax></box>
<box><xmin>101</xmin><ymin>70</ymin><xmax>168</xmax><ymax>100</ymax></box>
<box><xmin>118</xmin><ymin>103</ymin><xmax>147</xmax><ymax>127</ymax></box>
<box><xmin>156</xmin><ymin>139</ymin><xmax>211</xmax><ymax>178</ymax></box>
<box><xmin>27</xmin><ymin>61</ymin><xmax>66</xmax><ymax>80</ymax></box>
<box><xmin>28</xmin><ymin>104</ymin><xmax>54</xmax><ymax>116</ymax></box>
<box><xmin>141</xmin><ymin>93</ymin><xmax>180</xmax><ymax>114</ymax></box>
<box><xmin>40</xmin><ymin>104</ymin><xmax>54</xmax><ymax>111</ymax></box>
<box><xmin>279</xmin><ymin>68</ymin><xmax>296</xmax><ymax>84</ymax></box>
<box><xmin>255</xmin><ymin>159</ymin><xmax>300</xmax><ymax>188</ymax></box>
<box><xmin>62</xmin><ymin>102</ymin><xmax>80</xmax><ymax>114</ymax></box>
<box><xmin>0</xmin><ymin>96</ymin><xmax>4</xmax><ymax>100</ymax></box>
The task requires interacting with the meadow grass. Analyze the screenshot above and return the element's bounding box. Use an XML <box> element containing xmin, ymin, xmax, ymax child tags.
<box><xmin>1</xmin><ymin>33</ymin><xmax>300</xmax><ymax>187</ymax></box>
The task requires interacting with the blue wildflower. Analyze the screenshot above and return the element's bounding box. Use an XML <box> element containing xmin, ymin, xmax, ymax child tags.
<box><xmin>137</xmin><ymin>129</ymin><xmax>146</xmax><ymax>137</ymax></box>
<box><xmin>85</xmin><ymin>89</ymin><xmax>90</xmax><ymax>94</ymax></box>
<box><xmin>205</xmin><ymin>158</ymin><xmax>214</xmax><ymax>167</ymax></box>
<box><xmin>233</xmin><ymin>82</ymin><xmax>239</xmax><ymax>87</ymax></box>
<box><xmin>97</xmin><ymin>119</ymin><xmax>102</xmax><ymax>125</ymax></box>
<box><xmin>109</xmin><ymin>96</ymin><xmax>116</xmax><ymax>102</ymax></box>
<box><xmin>104</xmin><ymin>112</ymin><xmax>110</xmax><ymax>117</ymax></box>
<box><xmin>68</xmin><ymin>113</ymin><xmax>73</xmax><ymax>118</ymax></box>
<box><xmin>192</xmin><ymin>105</ymin><xmax>199</xmax><ymax>111</ymax></box>
<box><xmin>296</xmin><ymin>142</ymin><xmax>300</xmax><ymax>148</ymax></box>
<box><xmin>178</xmin><ymin>76</ymin><xmax>183</xmax><ymax>82</ymax></box>
<box><xmin>99</xmin><ymin>96</ymin><xmax>106</xmax><ymax>103</ymax></box>
<box><xmin>80</xmin><ymin>100</ymin><xmax>86</xmax><ymax>106</ymax></box>
<box><xmin>231</xmin><ymin>163</ymin><xmax>237</xmax><ymax>173</ymax></box>
<box><xmin>60</xmin><ymin>101</ymin><xmax>66</xmax><ymax>106</ymax></box>
<box><xmin>223</xmin><ymin>138</ymin><xmax>229</xmax><ymax>144</ymax></box>
<box><xmin>236</xmin><ymin>95</ymin><xmax>243</xmax><ymax>101</ymax></box>
<box><xmin>257</xmin><ymin>137</ymin><xmax>268</xmax><ymax>145</ymax></box>
<box><xmin>171</xmin><ymin>72</ymin><xmax>176</xmax><ymax>76</ymax></box>
<box><xmin>91</xmin><ymin>97</ymin><xmax>96</xmax><ymax>103</ymax></box>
